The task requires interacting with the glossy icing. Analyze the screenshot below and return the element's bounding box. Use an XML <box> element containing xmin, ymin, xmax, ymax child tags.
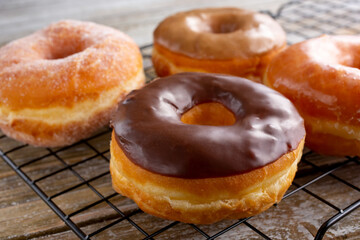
<box><xmin>153</xmin><ymin>8</ymin><xmax>286</xmax><ymax>59</ymax></box>
<box><xmin>112</xmin><ymin>73</ymin><xmax>305</xmax><ymax>178</ymax></box>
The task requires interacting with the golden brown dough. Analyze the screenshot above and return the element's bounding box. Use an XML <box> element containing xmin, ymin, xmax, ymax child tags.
<box><xmin>111</xmin><ymin>131</ymin><xmax>304</xmax><ymax>224</ymax></box>
<box><xmin>265</xmin><ymin>35</ymin><xmax>360</xmax><ymax>156</ymax></box>
<box><xmin>0</xmin><ymin>20</ymin><xmax>145</xmax><ymax>147</ymax></box>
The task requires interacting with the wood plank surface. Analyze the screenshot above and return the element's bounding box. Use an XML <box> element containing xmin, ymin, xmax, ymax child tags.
<box><xmin>0</xmin><ymin>0</ymin><xmax>287</xmax><ymax>46</ymax></box>
<box><xmin>0</xmin><ymin>0</ymin><xmax>359</xmax><ymax>239</ymax></box>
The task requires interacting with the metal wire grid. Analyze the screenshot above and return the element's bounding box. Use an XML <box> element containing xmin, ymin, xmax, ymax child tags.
<box><xmin>1</xmin><ymin>0</ymin><xmax>359</xmax><ymax>239</ymax></box>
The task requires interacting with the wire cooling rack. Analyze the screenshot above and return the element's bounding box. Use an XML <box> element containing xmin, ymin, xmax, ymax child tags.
<box><xmin>1</xmin><ymin>0</ymin><xmax>360</xmax><ymax>239</ymax></box>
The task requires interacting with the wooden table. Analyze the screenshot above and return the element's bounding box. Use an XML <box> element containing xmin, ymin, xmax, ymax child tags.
<box><xmin>0</xmin><ymin>0</ymin><xmax>359</xmax><ymax>239</ymax></box>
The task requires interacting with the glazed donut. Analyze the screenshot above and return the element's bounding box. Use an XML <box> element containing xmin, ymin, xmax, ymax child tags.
<box><xmin>0</xmin><ymin>20</ymin><xmax>145</xmax><ymax>147</ymax></box>
<box><xmin>110</xmin><ymin>72</ymin><xmax>305</xmax><ymax>224</ymax></box>
<box><xmin>265</xmin><ymin>35</ymin><xmax>360</xmax><ymax>156</ymax></box>
<box><xmin>152</xmin><ymin>8</ymin><xmax>286</xmax><ymax>82</ymax></box>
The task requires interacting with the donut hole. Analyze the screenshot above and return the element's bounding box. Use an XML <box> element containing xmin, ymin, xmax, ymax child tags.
<box><xmin>209</xmin><ymin>16</ymin><xmax>241</xmax><ymax>34</ymax></box>
<box><xmin>181</xmin><ymin>102</ymin><xmax>235</xmax><ymax>126</ymax></box>
<box><xmin>48</xmin><ymin>44</ymin><xmax>86</xmax><ymax>59</ymax></box>
<box><xmin>186</xmin><ymin>15</ymin><xmax>241</xmax><ymax>34</ymax></box>
<box><xmin>340</xmin><ymin>55</ymin><xmax>360</xmax><ymax>69</ymax></box>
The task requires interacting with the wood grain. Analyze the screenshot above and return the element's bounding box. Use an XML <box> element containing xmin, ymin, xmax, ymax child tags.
<box><xmin>0</xmin><ymin>131</ymin><xmax>359</xmax><ymax>239</ymax></box>
<box><xmin>0</xmin><ymin>0</ymin><xmax>287</xmax><ymax>46</ymax></box>
<box><xmin>0</xmin><ymin>0</ymin><xmax>360</xmax><ymax>239</ymax></box>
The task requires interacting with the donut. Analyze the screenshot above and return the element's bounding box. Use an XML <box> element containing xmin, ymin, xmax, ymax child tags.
<box><xmin>264</xmin><ymin>35</ymin><xmax>360</xmax><ymax>156</ymax></box>
<box><xmin>0</xmin><ymin>20</ymin><xmax>145</xmax><ymax>147</ymax></box>
<box><xmin>152</xmin><ymin>8</ymin><xmax>286</xmax><ymax>82</ymax></box>
<box><xmin>110</xmin><ymin>72</ymin><xmax>305</xmax><ymax>224</ymax></box>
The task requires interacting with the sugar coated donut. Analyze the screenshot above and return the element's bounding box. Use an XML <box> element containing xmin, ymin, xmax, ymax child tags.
<box><xmin>0</xmin><ymin>20</ymin><xmax>145</xmax><ymax>147</ymax></box>
<box><xmin>265</xmin><ymin>35</ymin><xmax>360</xmax><ymax>156</ymax></box>
<box><xmin>110</xmin><ymin>72</ymin><xmax>305</xmax><ymax>224</ymax></box>
<box><xmin>152</xmin><ymin>8</ymin><xmax>286</xmax><ymax>82</ymax></box>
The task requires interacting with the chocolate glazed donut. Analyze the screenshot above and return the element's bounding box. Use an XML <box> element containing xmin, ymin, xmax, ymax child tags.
<box><xmin>110</xmin><ymin>72</ymin><xmax>305</xmax><ymax>223</ymax></box>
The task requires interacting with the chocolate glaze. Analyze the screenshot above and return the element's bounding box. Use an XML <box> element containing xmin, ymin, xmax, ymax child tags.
<box><xmin>112</xmin><ymin>73</ymin><xmax>305</xmax><ymax>179</ymax></box>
